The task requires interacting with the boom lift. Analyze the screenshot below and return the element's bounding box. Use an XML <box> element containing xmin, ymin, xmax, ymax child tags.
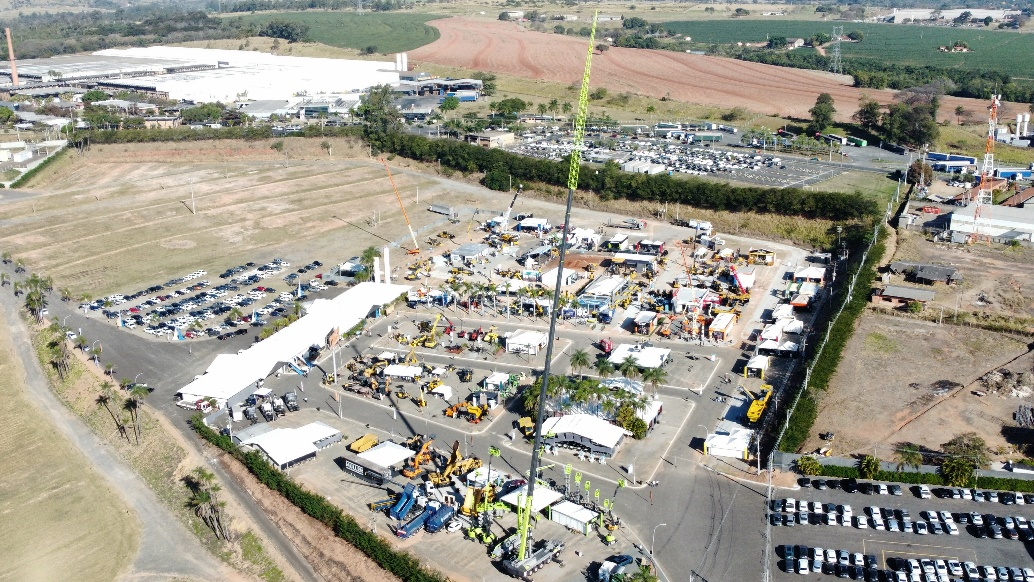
<box><xmin>381</xmin><ymin>159</ymin><xmax>420</xmax><ymax>254</ymax></box>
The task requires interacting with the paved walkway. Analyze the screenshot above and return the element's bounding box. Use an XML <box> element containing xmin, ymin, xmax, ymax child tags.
<box><xmin>0</xmin><ymin>288</ymin><xmax>229</xmax><ymax>582</ymax></box>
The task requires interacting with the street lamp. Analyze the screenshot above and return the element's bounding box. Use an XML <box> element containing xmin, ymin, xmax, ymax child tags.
<box><xmin>651</xmin><ymin>522</ymin><xmax>667</xmax><ymax>579</ymax></box>
<box><xmin>62</xmin><ymin>315</ymin><xmax>70</xmax><ymax>327</ymax></box>
<box><xmin>134</xmin><ymin>373</ymin><xmax>143</xmax><ymax>385</ymax></box>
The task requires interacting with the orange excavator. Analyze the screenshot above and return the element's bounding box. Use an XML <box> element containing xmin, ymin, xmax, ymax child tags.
<box><xmin>402</xmin><ymin>437</ymin><xmax>435</xmax><ymax>478</ymax></box>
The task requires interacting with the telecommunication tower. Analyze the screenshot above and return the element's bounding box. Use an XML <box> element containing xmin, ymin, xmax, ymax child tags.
<box><xmin>972</xmin><ymin>94</ymin><xmax>1000</xmax><ymax>242</ymax></box>
<box><xmin>829</xmin><ymin>26</ymin><xmax>843</xmax><ymax>75</ymax></box>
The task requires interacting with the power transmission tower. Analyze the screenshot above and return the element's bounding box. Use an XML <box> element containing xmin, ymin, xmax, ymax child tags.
<box><xmin>829</xmin><ymin>26</ymin><xmax>843</xmax><ymax>75</ymax></box>
<box><xmin>972</xmin><ymin>94</ymin><xmax>1000</xmax><ymax>243</ymax></box>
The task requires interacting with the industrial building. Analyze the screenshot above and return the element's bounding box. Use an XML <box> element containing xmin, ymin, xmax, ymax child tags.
<box><xmin>0</xmin><ymin>46</ymin><xmax>402</xmax><ymax>104</ymax></box>
<box><xmin>577</xmin><ymin>275</ymin><xmax>627</xmax><ymax>310</ymax></box>
<box><xmin>540</xmin><ymin>414</ymin><xmax>631</xmax><ymax>458</ymax></box>
<box><xmin>949</xmin><ymin>203</ymin><xmax>1034</xmax><ymax>243</ymax></box>
<box><xmin>176</xmin><ymin>282</ymin><xmax>409</xmax><ymax>409</ymax></box>
<box><xmin>240</xmin><ymin>422</ymin><xmax>343</xmax><ymax>471</ymax></box>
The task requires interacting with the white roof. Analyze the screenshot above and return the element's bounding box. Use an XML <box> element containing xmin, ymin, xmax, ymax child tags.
<box><xmin>291</xmin><ymin>421</ymin><xmax>341</xmax><ymax>446</ymax></box>
<box><xmin>376</xmin><ymin>351</ymin><xmax>398</xmax><ymax>360</ymax></box>
<box><xmin>253</xmin><ymin>387</ymin><xmax>272</xmax><ymax>397</ymax></box>
<box><xmin>507</xmin><ymin>330</ymin><xmax>548</xmax><ymax>348</ymax></box>
<box><xmin>794</xmin><ymin>266</ymin><xmax>825</xmax><ymax>280</ymax></box>
<box><xmin>705</xmin><ymin>428</ymin><xmax>753</xmax><ymax>456</ymax></box>
<box><xmin>550</xmin><ymin>499</ymin><xmax>597</xmax><ymax>522</ymax></box>
<box><xmin>638</xmin><ymin>239</ymin><xmax>664</xmax><ymax>246</ymax></box>
<box><xmin>177</xmin><ymin>282</ymin><xmax>410</xmax><ymax>403</ymax></box>
<box><xmin>772</xmin><ymin>304</ymin><xmax>794</xmax><ymax>320</ymax></box>
<box><xmin>613</xmin><ymin>252</ymin><xmax>656</xmax><ymax>263</ymax></box>
<box><xmin>581</xmin><ymin>275</ymin><xmax>626</xmax><ymax>298</ymax></box>
<box><xmin>760</xmin><ymin>323</ymin><xmax>782</xmax><ymax>342</ymax></box>
<box><xmin>91</xmin><ymin>46</ymin><xmax>400</xmax><ymax>103</ymax></box>
<box><xmin>497</xmin><ymin>279</ymin><xmax>530</xmax><ymax>293</ymax></box>
<box><xmin>637</xmin><ymin>400</ymin><xmax>663</xmax><ymax>424</ymax></box>
<box><xmin>357</xmin><ymin>441</ymin><xmax>414</xmax><ymax>469</ymax></box>
<box><xmin>484</xmin><ymin>372</ymin><xmax>511</xmax><ymax>387</ymax></box>
<box><xmin>735</xmin><ymin>268</ymin><xmax>756</xmax><ymax>290</ymax></box>
<box><xmin>634</xmin><ymin>311</ymin><xmax>657</xmax><ymax>325</ymax></box>
<box><xmin>710</xmin><ymin>312</ymin><xmax>736</xmax><ymax>333</ymax></box>
<box><xmin>540</xmin><ymin>267</ymin><xmax>577</xmax><ymax>287</ymax></box>
<box><xmin>518</xmin><ymin>217</ymin><xmax>550</xmax><ymax>228</ymax></box>
<box><xmin>383</xmin><ymin>364</ymin><xmax>422</xmax><ymax>378</ymax></box>
<box><xmin>759</xmin><ymin>339</ymin><xmax>799</xmax><ymax>353</ymax></box>
<box><xmin>746</xmin><ymin>354</ymin><xmax>771</xmax><ymax>370</ymax></box>
<box><xmin>430</xmin><ymin>385</ymin><xmax>453</xmax><ymax>400</ymax></box>
<box><xmin>606</xmin><ymin>233</ymin><xmax>628</xmax><ymax>243</ymax></box>
<box><xmin>500</xmin><ymin>485</ymin><xmax>565</xmax><ymax>513</ymax></box>
<box><xmin>600</xmin><ymin>377</ymin><xmax>644</xmax><ymax>395</ymax></box>
<box><xmin>243</xmin><ymin>426</ymin><xmax>319</xmax><ymax>467</ymax></box>
<box><xmin>607</xmin><ymin>343</ymin><xmax>670</xmax><ymax>369</ymax></box>
<box><xmin>541</xmin><ymin>414</ymin><xmax>631</xmax><ymax>450</ymax></box>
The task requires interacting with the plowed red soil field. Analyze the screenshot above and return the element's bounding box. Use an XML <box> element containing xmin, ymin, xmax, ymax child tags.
<box><xmin>410</xmin><ymin>18</ymin><xmax>992</xmax><ymax>123</ymax></box>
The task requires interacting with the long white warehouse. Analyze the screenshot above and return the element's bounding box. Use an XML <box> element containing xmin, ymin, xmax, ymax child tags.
<box><xmin>176</xmin><ymin>282</ymin><xmax>409</xmax><ymax>408</ymax></box>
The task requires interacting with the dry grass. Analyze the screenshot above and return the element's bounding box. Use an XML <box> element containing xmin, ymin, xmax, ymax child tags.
<box><xmin>0</xmin><ymin>312</ymin><xmax>138</xmax><ymax>582</ymax></box>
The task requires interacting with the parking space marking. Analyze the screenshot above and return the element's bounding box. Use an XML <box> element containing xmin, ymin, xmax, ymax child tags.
<box><xmin>865</xmin><ymin>539</ymin><xmax>977</xmax><ymax>567</ymax></box>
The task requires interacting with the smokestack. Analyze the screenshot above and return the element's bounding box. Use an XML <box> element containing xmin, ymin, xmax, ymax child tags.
<box><xmin>373</xmin><ymin>257</ymin><xmax>382</xmax><ymax>284</ymax></box>
<box><xmin>1017</xmin><ymin>114</ymin><xmax>1024</xmax><ymax>137</ymax></box>
<box><xmin>5</xmin><ymin>28</ymin><xmax>18</xmax><ymax>87</ymax></box>
<box><xmin>382</xmin><ymin>246</ymin><xmax>391</xmax><ymax>283</ymax></box>
<box><xmin>402</xmin><ymin>53</ymin><xmax>408</xmax><ymax>72</ymax></box>
<box><xmin>1024</xmin><ymin>113</ymin><xmax>1031</xmax><ymax>136</ymax></box>
<box><xmin>395</xmin><ymin>53</ymin><xmax>402</xmax><ymax>71</ymax></box>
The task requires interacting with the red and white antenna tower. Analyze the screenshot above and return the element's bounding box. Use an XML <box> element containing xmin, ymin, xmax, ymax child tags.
<box><xmin>971</xmin><ymin>94</ymin><xmax>1000</xmax><ymax>242</ymax></box>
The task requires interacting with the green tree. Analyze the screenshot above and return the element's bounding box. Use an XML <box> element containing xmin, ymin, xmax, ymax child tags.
<box><xmin>894</xmin><ymin>443</ymin><xmax>923</xmax><ymax>472</ymax></box>
<box><xmin>954</xmin><ymin>105</ymin><xmax>966</xmax><ymax>125</ymax></box>
<box><xmin>258</xmin><ymin>19</ymin><xmax>310</xmax><ymax>43</ymax></box>
<box><xmin>472</xmin><ymin>72</ymin><xmax>497</xmax><ymax>96</ymax></box>
<box><xmin>846</xmin><ymin>30</ymin><xmax>864</xmax><ymax>41</ymax></box>
<box><xmin>859</xmin><ymin>455</ymin><xmax>880</xmax><ymax>479</ymax></box>
<box><xmin>438</xmin><ymin>95</ymin><xmax>459</xmax><ymax>120</ymax></box>
<box><xmin>81</xmin><ymin>89</ymin><xmax>107</xmax><ymax>103</ymax></box>
<box><xmin>569</xmin><ymin>349</ymin><xmax>591</xmax><ymax>379</ymax></box>
<box><xmin>853</xmin><ymin>97</ymin><xmax>881</xmax><ymax>131</ymax></box>
<box><xmin>269</xmin><ymin>139</ymin><xmax>288</xmax><ymax>166</ymax></box>
<box><xmin>641</xmin><ymin>366</ymin><xmax>667</xmax><ymax>393</ymax></box>
<box><xmin>807</xmin><ymin>92</ymin><xmax>836</xmax><ymax>135</ymax></box>
<box><xmin>482</xmin><ymin>165</ymin><xmax>510</xmax><ymax>191</ymax></box>
<box><xmin>0</xmin><ymin>106</ymin><xmax>15</xmax><ymax>124</ymax></box>
<box><xmin>185</xmin><ymin>467</ymin><xmax>231</xmax><ymax>539</ymax></box>
<box><xmin>181</xmin><ymin>103</ymin><xmax>224</xmax><ymax>124</ymax></box>
<box><xmin>623</xmin><ymin>16</ymin><xmax>648</xmax><ymax>29</ymax></box>
<box><xmin>357</xmin><ymin>84</ymin><xmax>403</xmax><ymax>136</ymax></box>
<box><xmin>768</xmin><ymin>36</ymin><xmax>788</xmax><ymax>49</ymax></box>
<box><xmin>596</xmin><ymin>43</ymin><xmax>609</xmax><ymax>53</ymax></box>
<box><xmin>618</xmin><ymin>355</ymin><xmax>640</xmax><ymax>381</ymax></box>
<box><xmin>941</xmin><ymin>432</ymin><xmax>989</xmax><ymax>468</ymax></box>
<box><xmin>906</xmin><ymin>159</ymin><xmax>933</xmax><ymax>186</ymax></box>
<box><xmin>795</xmin><ymin>455</ymin><xmax>822</xmax><ymax>476</ymax></box>
<box><xmin>594</xmin><ymin>358</ymin><xmax>615</xmax><ymax>379</ymax></box>
<box><xmin>940</xmin><ymin>457</ymin><xmax>974</xmax><ymax>486</ymax></box>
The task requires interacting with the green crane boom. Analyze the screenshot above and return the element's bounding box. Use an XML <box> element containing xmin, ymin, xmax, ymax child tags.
<box><xmin>514</xmin><ymin>10</ymin><xmax>598</xmax><ymax>566</ymax></box>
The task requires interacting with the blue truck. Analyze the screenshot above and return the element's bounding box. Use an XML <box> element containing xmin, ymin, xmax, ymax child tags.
<box><xmin>389</xmin><ymin>483</ymin><xmax>417</xmax><ymax>520</ymax></box>
<box><xmin>396</xmin><ymin>505</ymin><xmax>436</xmax><ymax>538</ymax></box>
<box><xmin>425</xmin><ymin>504</ymin><xmax>456</xmax><ymax>533</ymax></box>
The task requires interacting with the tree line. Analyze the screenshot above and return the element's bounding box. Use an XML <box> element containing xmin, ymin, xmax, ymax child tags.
<box><xmin>214</xmin><ymin>0</ymin><xmax>412</xmax><ymax>12</ymax></box>
<box><xmin>367</xmin><ymin>130</ymin><xmax>879</xmax><ymax>221</ymax></box>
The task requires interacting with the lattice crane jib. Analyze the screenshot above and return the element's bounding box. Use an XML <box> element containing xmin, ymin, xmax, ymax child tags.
<box><xmin>973</xmin><ymin>94</ymin><xmax>1000</xmax><ymax>238</ymax></box>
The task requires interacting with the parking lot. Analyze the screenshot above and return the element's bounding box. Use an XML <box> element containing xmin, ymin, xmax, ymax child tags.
<box><xmin>82</xmin><ymin>257</ymin><xmax>338</xmax><ymax>341</ymax></box>
<box><xmin>771</xmin><ymin>478</ymin><xmax>1034</xmax><ymax>581</ymax></box>
<box><xmin>509</xmin><ymin>133</ymin><xmax>846</xmax><ymax>188</ymax></box>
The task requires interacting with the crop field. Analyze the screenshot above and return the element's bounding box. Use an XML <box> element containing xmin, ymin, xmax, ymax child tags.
<box><xmin>664</xmin><ymin>20</ymin><xmax>1034</xmax><ymax>78</ymax></box>
<box><xmin>0</xmin><ymin>314</ymin><xmax>138</xmax><ymax>582</ymax></box>
<box><xmin>227</xmin><ymin>12</ymin><xmax>441</xmax><ymax>54</ymax></box>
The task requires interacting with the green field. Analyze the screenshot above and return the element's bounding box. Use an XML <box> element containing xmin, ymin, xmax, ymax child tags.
<box><xmin>229</xmin><ymin>12</ymin><xmax>441</xmax><ymax>54</ymax></box>
<box><xmin>664</xmin><ymin>20</ymin><xmax>1034</xmax><ymax>78</ymax></box>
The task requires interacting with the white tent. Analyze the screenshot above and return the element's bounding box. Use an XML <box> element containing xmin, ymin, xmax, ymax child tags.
<box><xmin>176</xmin><ymin>282</ymin><xmax>410</xmax><ymax>407</ymax></box>
<box><xmin>506</xmin><ymin>330</ymin><xmax>549</xmax><ymax>355</ymax></box>
<box><xmin>382</xmin><ymin>364</ymin><xmax>422</xmax><ymax>379</ymax></box>
<box><xmin>745</xmin><ymin>355</ymin><xmax>770</xmax><ymax>377</ymax></box>
<box><xmin>794</xmin><ymin>266</ymin><xmax>825</xmax><ymax>283</ymax></box>
<box><xmin>242</xmin><ymin>424</ymin><xmax>345</xmax><ymax>470</ymax></box>
<box><xmin>500</xmin><ymin>485</ymin><xmax>564</xmax><ymax>513</ymax></box>
<box><xmin>357</xmin><ymin>441</ymin><xmax>414</xmax><ymax>469</ymax></box>
<box><xmin>704</xmin><ymin>429</ymin><xmax>753</xmax><ymax>460</ymax></box>
<box><xmin>483</xmin><ymin>372</ymin><xmax>511</xmax><ymax>390</ymax></box>
<box><xmin>607</xmin><ymin>343</ymin><xmax>670</xmax><ymax>369</ymax></box>
<box><xmin>430</xmin><ymin>385</ymin><xmax>453</xmax><ymax>401</ymax></box>
<box><xmin>600</xmin><ymin>377</ymin><xmax>644</xmax><ymax>396</ymax></box>
<box><xmin>549</xmin><ymin>500</ymin><xmax>597</xmax><ymax>535</ymax></box>
<box><xmin>541</xmin><ymin>414</ymin><xmax>631</xmax><ymax>457</ymax></box>
<box><xmin>540</xmin><ymin>267</ymin><xmax>578</xmax><ymax>287</ymax></box>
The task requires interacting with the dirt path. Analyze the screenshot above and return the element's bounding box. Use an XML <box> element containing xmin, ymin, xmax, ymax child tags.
<box><xmin>0</xmin><ymin>291</ymin><xmax>232</xmax><ymax>582</ymax></box>
<box><xmin>409</xmin><ymin>17</ymin><xmax>1005</xmax><ymax>124</ymax></box>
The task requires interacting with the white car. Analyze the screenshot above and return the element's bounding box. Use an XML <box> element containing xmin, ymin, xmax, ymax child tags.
<box><xmin>918</xmin><ymin>485</ymin><xmax>932</xmax><ymax>499</ymax></box>
<box><xmin>797</xmin><ymin>558</ymin><xmax>810</xmax><ymax>574</ymax></box>
<box><xmin>938</xmin><ymin>511</ymin><xmax>953</xmax><ymax>523</ymax></box>
<box><xmin>877</xmin><ymin>483</ymin><xmax>889</xmax><ymax>495</ymax></box>
<box><xmin>944</xmin><ymin>522</ymin><xmax>959</xmax><ymax>535</ymax></box>
<box><xmin>810</xmin><ymin>501</ymin><xmax>823</xmax><ymax>514</ymax></box>
<box><xmin>946</xmin><ymin>561</ymin><xmax>962</xmax><ymax>577</ymax></box>
<box><xmin>65</xmin><ymin>331</ymin><xmax>77</xmax><ymax>341</ymax></box>
<box><xmin>963</xmin><ymin>563</ymin><xmax>979</xmax><ymax>579</ymax></box>
<box><xmin>855</xmin><ymin>516</ymin><xmax>867</xmax><ymax>528</ymax></box>
<box><xmin>934</xmin><ymin>561</ymin><xmax>948</xmax><ymax>577</ymax></box>
<box><xmin>1022</xmin><ymin>567</ymin><xmax>1034</xmax><ymax>581</ymax></box>
<box><xmin>840</xmin><ymin>504</ymin><xmax>852</xmax><ymax>519</ymax></box>
<box><xmin>785</xmin><ymin>498</ymin><xmax>796</xmax><ymax>512</ymax></box>
<box><xmin>980</xmin><ymin>565</ymin><xmax>997</xmax><ymax>580</ymax></box>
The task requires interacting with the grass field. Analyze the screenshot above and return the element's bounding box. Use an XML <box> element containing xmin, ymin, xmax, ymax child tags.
<box><xmin>664</xmin><ymin>20</ymin><xmax>1034</xmax><ymax>78</ymax></box>
<box><xmin>225</xmin><ymin>12</ymin><xmax>440</xmax><ymax>54</ymax></box>
<box><xmin>0</xmin><ymin>314</ymin><xmax>138</xmax><ymax>582</ymax></box>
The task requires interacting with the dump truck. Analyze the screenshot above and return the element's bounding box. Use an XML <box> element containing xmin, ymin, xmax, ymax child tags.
<box><xmin>349</xmin><ymin>433</ymin><xmax>379</xmax><ymax>453</ymax></box>
<box><xmin>425</xmin><ymin>504</ymin><xmax>456</xmax><ymax>533</ymax></box>
<box><xmin>389</xmin><ymin>483</ymin><xmax>418</xmax><ymax>520</ymax></box>
<box><xmin>396</xmin><ymin>505</ymin><xmax>436</xmax><ymax>539</ymax></box>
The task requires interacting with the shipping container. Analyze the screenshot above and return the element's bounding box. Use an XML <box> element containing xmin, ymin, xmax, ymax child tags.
<box><xmin>846</xmin><ymin>136</ymin><xmax>867</xmax><ymax>147</ymax></box>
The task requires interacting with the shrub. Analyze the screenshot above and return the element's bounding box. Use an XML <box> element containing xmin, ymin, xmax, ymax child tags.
<box><xmin>795</xmin><ymin>455</ymin><xmax>822</xmax><ymax>475</ymax></box>
<box><xmin>859</xmin><ymin>455</ymin><xmax>880</xmax><ymax>479</ymax></box>
<box><xmin>941</xmin><ymin>457</ymin><xmax>975</xmax><ymax>487</ymax></box>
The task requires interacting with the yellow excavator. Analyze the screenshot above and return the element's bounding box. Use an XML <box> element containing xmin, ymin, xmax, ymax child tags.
<box><xmin>401</xmin><ymin>438</ymin><xmax>435</xmax><ymax>479</ymax></box>
<box><xmin>744</xmin><ymin>384</ymin><xmax>773</xmax><ymax>424</ymax></box>
<box><xmin>428</xmin><ymin>441</ymin><xmax>484</xmax><ymax>486</ymax></box>
<box><xmin>460</xmin><ymin>483</ymin><xmax>496</xmax><ymax>516</ymax></box>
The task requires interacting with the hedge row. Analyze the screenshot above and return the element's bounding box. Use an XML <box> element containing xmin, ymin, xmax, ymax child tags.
<box><xmin>80</xmin><ymin>124</ymin><xmax>361</xmax><ymax>144</ymax></box>
<box><xmin>188</xmin><ymin>415</ymin><xmax>448</xmax><ymax>582</ymax></box>
<box><xmin>10</xmin><ymin>147</ymin><xmax>70</xmax><ymax>188</ymax></box>
<box><xmin>777</xmin><ymin>226</ymin><xmax>888</xmax><ymax>453</ymax></box>
<box><xmin>370</xmin><ymin>131</ymin><xmax>880</xmax><ymax>221</ymax></box>
<box><xmin>813</xmin><ymin>463</ymin><xmax>1034</xmax><ymax>493</ymax></box>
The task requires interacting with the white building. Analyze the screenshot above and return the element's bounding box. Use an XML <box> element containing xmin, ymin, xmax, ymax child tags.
<box><xmin>607</xmin><ymin>343</ymin><xmax>671</xmax><ymax>369</ymax></box>
<box><xmin>949</xmin><ymin>203</ymin><xmax>1034</xmax><ymax>242</ymax></box>
<box><xmin>241</xmin><ymin>421</ymin><xmax>343</xmax><ymax>470</ymax></box>
<box><xmin>506</xmin><ymin>330</ymin><xmax>549</xmax><ymax>355</ymax></box>
<box><xmin>703</xmin><ymin>428</ymin><xmax>753</xmax><ymax>460</ymax></box>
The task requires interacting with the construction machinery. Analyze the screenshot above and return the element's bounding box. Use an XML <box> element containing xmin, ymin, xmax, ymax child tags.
<box><xmin>425</xmin><ymin>504</ymin><xmax>456</xmax><ymax>534</ymax></box>
<box><xmin>483</xmin><ymin>326</ymin><xmax>500</xmax><ymax>344</ymax></box>
<box><xmin>444</xmin><ymin>402</ymin><xmax>464</xmax><ymax>418</ymax></box>
<box><xmin>413</xmin><ymin>388</ymin><xmax>427</xmax><ymax>408</ymax></box>
<box><xmin>283</xmin><ymin>390</ymin><xmax>299</xmax><ymax>411</ymax></box>
<box><xmin>744</xmin><ymin>384</ymin><xmax>773</xmax><ymax>424</ymax></box>
<box><xmin>457</xmin><ymin>368</ymin><xmax>473</xmax><ymax>383</ymax></box>
<box><xmin>397</xmin><ymin>505</ymin><xmax>436</xmax><ymax>539</ymax></box>
<box><xmin>381</xmin><ymin>159</ymin><xmax>420</xmax><ymax>254</ymax></box>
<box><xmin>395</xmin><ymin>388</ymin><xmax>411</xmax><ymax>400</ymax></box>
<box><xmin>401</xmin><ymin>438</ymin><xmax>435</xmax><ymax>478</ymax></box>
<box><xmin>438</xmin><ymin>231</ymin><xmax>456</xmax><ymax>240</ymax></box>
<box><xmin>368</xmin><ymin>492</ymin><xmax>398</xmax><ymax>511</ymax></box>
<box><xmin>466</xmin><ymin>404</ymin><xmax>489</xmax><ymax>424</ymax></box>
<box><xmin>515</xmin><ymin>417</ymin><xmax>536</xmax><ymax>438</ymax></box>
<box><xmin>349</xmin><ymin>433</ymin><xmax>379</xmax><ymax>453</ymax></box>
<box><xmin>389</xmin><ymin>483</ymin><xmax>418</xmax><ymax>520</ymax></box>
<box><xmin>428</xmin><ymin>441</ymin><xmax>484</xmax><ymax>485</ymax></box>
<box><xmin>460</xmin><ymin>484</ymin><xmax>496</xmax><ymax>517</ymax></box>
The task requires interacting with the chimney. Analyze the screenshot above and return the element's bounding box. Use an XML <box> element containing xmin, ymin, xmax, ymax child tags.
<box><xmin>395</xmin><ymin>53</ymin><xmax>402</xmax><ymax>71</ymax></box>
<box><xmin>1017</xmin><ymin>114</ymin><xmax>1024</xmax><ymax>137</ymax></box>
<box><xmin>382</xmin><ymin>246</ymin><xmax>391</xmax><ymax>283</ymax></box>
<box><xmin>401</xmin><ymin>53</ymin><xmax>408</xmax><ymax>72</ymax></box>
<box><xmin>1024</xmin><ymin>113</ymin><xmax>1031</xmax><ymax>136</ymax></box>
<box><xmin>5</xmin><ymin>28</ymin><xmax>18</xmax><ymax>87</ymax></box>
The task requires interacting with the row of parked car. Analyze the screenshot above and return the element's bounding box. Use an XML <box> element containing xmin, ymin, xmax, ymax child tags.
<box><xmin>782</xmin><ymin>543</ymin><xmax>1034</xmax><ymax>581</ymax></box>
<box><xmin>800</xmin><ymin>478</ymin><xmax>1032</xmax><ymax>507</ymax></box>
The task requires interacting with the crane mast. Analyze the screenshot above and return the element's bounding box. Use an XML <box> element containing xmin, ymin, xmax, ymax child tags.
<box><xmin>507</xmin><ymin>11</ymin><xmax>598</xmax><ymax>574</ymax></box>
<box><xmin>972</xmin><ymin>94</ymin><xmax>1000</xmax><ymax>242</ymax></box>
<box><xmin>381</xmin><ymin>159</ymin><xmax>420</xmax><ymax>253</ymax></box>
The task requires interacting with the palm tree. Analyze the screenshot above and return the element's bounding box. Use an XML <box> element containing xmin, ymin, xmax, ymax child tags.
<box><xmin>894</xmin><ymin>443</ymin><xmax>923</xmax><ymax>472</ymax></box>
<box><xmin>641</xmin><ymin>367</ymin><xmax>668</xmax><ymax>394</ymax></box>
<box><xmin>78</xmin><ymin>292</ymin><xmax>92</xmax><ymax>304</ymax></box>
<box><xmin>97</xmin><ymin>382</ymin><xmax>130</xmax><ymax>442</ymax></box>
<box><xmin>537</xmin><ymin>102</ymin><xmax>548</xmax><ymax>117</ymax></box>
<box><xmin>548</xmin><ymin>98</ymin><xmax>559</xmax><ymax>120</ymax></box>
<box><xmin>619</xmin><ymin>355</ymin><xmax>641</xmax><ymax>381</ymax></box>
<box><xmin>360</xmin><ymin>245</ymin><xmax>379</xmax><ymax>268</ymax></box>
<box><xmin>50</xmin><ymin>340</ymin><xmax>72</xmax><ymax>381</ymax></box>
<box><xmin>0</xmin><ymin>250</ymin><xmax>10</xmax><ymax>264</ymax></box>
<box><xmin>104</xmin><ymin>362</ymin><xmax>116</xmax><ymax>377</ymax></box>
<box><xmin>59</xmin><ymin>287</ymin><xmax>73</xmax><ymax>302</ymax></box>
<box><xmin>186</xmin><ymin>467</ymin><xmax>230</xmax><ymax>540</ymax></box>
<box><xmin>14</xmin><ymin>259</ymin><xmax>25</xmax><ymax>273</ymax></box>
<box><xmin>594</xmin><ymin>358</ymin><xmax>615</xmax><ymax>379</ymax></box>
<box><xmin>25</xmin><ymin>289</ymin><xmax>48</xmax><ymax>323</ymax></box>
<box><xmin>75</xmin><ymin>336</ymin><xmax>88</xmax><ymax>352</ymax></box>
<box><xmin>11</xmin><ymin>281</ymin><xmax>20</xmax><ymax>297</ymax></box>
<box><xmin>569</xmin><ymin>349</ymin><xmax>591</xmax><ymax>379</ymax></box>
<box><xmin>229</xmin><ymin>307</ymin><xmax>244</xmax><ymax>322</ymax></box>
<box><xmin>88</xmin><ymin>347</ymin><xmax>101</xmax><ymax>366</ymax></box>
<box><xmin>292</xmin><ymin>301</ymin><xmax>302</xmax><ymax>317</ymax></box>
<box><xmin>0</xmin><ymin>272</ymin><xmax>8</xmax><ymax>287</ymax></box>
<box><xmin>124</xmin><ymin>384</ymin><xmax>148</xmax><ymax>444</ymax></box>
<box><xmin>561</xmin><ymin>102</ymin><xmax>573</xmax><ymax>117</ymax></box>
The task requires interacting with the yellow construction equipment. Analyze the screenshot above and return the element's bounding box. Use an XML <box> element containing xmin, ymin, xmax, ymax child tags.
<box><xmin>428</xmin><ymin>441</ymin><xmax>484</xmax><ymax>486</ymax></box>
<box><xmin>745</xmin><ymin>384</ymin><xmax>773</xmax><ymax>424</ymax></box>
<box><xmin>438</xmin><ymin>231</ymin><xmax>456</xmax><ymax>240</ymax></box>
<box><xmin>413</xmin><ymin>388</ymin><xmax>427</xmax><ymax>408</ymax></box>
<box><xmin>395</xmin><ymin>388</ymin><xmax>410</xmax><ymax>400</ymax></box>
<box><xmin>401</xmin><ymin>438</ymin><xmax>434</xmax><ymax>479</ymax></box>
<box><xmin>381</xmin><ymin>158</ymin><xmax>420</xmax><ymax>254</ymax></box>
<box><xmin>461</xmin><ymin>484</ymin><xmax>495</xmax><ymax>516</ymax></box>
<box><xmin>404</xmin><ymin>347</ymin><xmax>419</xmax><ymax>366</ymax></box>
<box><xmin>444</xmin><ymin>402</ymin><xmax>464</xmax><ymax>418</ymax></box>
<box><xmin>516</xmin><ymin>416</ymin><xmax>535</xmax><ymax>438</ymax></box>
<box><xmin>466</xmin><ymin>404</ymin><xmax>488</xmax><ymax>424</ymax></box>
<box><xmin>349</xmin><ymin>433</ymin><xmax>379</xmax><ymax>453</ymax></box>
<box><xmin>483</xmin><ymin>326</ymin><xmax>499</xmax><ymax>344</ymax></box>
